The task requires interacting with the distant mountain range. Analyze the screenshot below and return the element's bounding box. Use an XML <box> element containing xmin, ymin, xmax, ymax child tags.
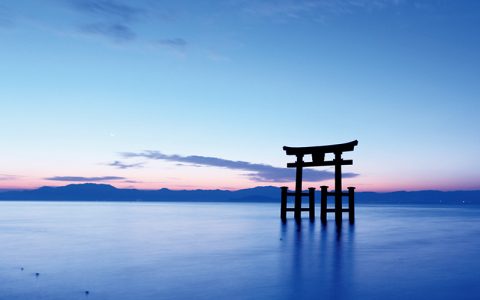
<box><xmin>0</xmin><ymin>183</ymin><xmax>479</xmax><ymax>204</ymax></box>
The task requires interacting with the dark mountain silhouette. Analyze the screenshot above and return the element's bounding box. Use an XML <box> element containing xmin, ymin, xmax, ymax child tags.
<box><xmin>0</xmin><ymin>183</ymin><xmax>479</xmax><ymax>204</ymax></box>
<box><xmin>0</xmin><ymin>183</ymin><xmax>280</xmax><ymax>202</ymax></box>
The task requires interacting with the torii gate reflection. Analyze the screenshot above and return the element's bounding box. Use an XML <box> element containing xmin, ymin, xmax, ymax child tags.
<box><xmin>281</xmin><ymin>140</ymin><xmax>358</xmax><ymax>224</ymax></box>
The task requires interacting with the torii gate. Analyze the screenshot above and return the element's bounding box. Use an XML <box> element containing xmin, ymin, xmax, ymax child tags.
<box><xmin>281</xmin><ymin>140</ymin><xmax>358</xmax><ymax>223</ymax></box>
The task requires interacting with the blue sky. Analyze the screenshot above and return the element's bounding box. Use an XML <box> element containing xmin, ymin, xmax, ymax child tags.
<box><xmin>1</xmin><ymin>0</ymin><xmax>479</xmax><ymax>191</ymax></box>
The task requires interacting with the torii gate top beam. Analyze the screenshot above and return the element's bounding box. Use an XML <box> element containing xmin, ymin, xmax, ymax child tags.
<box><xmin>283</xmin><ymin>140</ymin><xmax>358</xmax><ymax>156</ymax></box>
<box><xmin>283</xmin><ymin>140</ymin><xmax>358</xmax><ymax>168</ymax></box>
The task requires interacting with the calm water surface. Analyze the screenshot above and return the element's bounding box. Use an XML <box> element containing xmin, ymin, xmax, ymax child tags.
<box><xmin>0</xmin><ymin>202</ymin><xmax>479</xmax><ymax>300</ymax></box>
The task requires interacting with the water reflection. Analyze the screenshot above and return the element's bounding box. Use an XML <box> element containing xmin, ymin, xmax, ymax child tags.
<box><xmin>279</xmin><ymin>219</ymin><xmax>356</xmax><ymax>299</ymax></box>
<box><xmin>1</xmin><ymin>203</ymin><xmax>480</xmax><ymax>300</ymax></box>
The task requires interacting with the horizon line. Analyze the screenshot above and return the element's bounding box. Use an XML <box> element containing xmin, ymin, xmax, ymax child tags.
<box><xmin>1</xmin><ymin>183</ymin><xmax>479</xmax><ymax>194</ymax></box>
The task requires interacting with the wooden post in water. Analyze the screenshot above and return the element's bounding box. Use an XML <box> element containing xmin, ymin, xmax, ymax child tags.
<box><xmin>281</xmin><ymin>186</ymin><xmax>288</xmax><ymax>221</ymax></box>
<box><xmin>320</xmin><ymin>186</ymin><xmax>328</xmax><ymax>222</ymax></box>
<box><xmin>308</xmin><ymin>187</ymin><xmax>315</xmax><ymax>221</ymax></box>
<box><xmin>348</xmin><ymin>187</ymin><xmax>355</xmax><ymax>223</ymax></box>
<box><xmin>334</xmin><ymin>152</ymin><xmax>343</xmax><ymax>223</ymax></box>
<box><xmin>294</xmin><ymin>154</ymin><xmax>304</xmax><ymax>221</ymax></box>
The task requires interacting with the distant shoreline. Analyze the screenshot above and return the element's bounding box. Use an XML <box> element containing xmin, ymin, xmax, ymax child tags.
<box><xmin>0</xmin><ymin>183</ymin><xmax>479</xmax><ymax>205</ymax></box>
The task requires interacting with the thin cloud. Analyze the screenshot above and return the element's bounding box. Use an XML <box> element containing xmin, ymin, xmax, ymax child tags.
<box><xmin>121</xmin><ymin>151</ymin><xmax>358</xmax><ymax>182</ymax></box>
<box><xmin>156</xmin><ymin>38</ymin><xmax>187</xmax><ymax>51</ymax></box>
<box><xmin>0</xmin><ymin>174</ymin><xmax>17</xmax><ymax>181</ymax></box>
<box><xmin>70</xmin><ymin>0</ymin><xmax>143</xmax><ymax>22</ymax></box>
<box><xmin>240</xmin><ymin>0</ymin><xmax>405</xmax><ymax>20</ymax></box>
<box><xmin>68</xmin><ymin>0</ymin><xmax>187</xmax><ymax>49</ymax></box>
<box><xmin>80</xmin><ymin>22</ymin><xmax>135</xmax><ymax>42</ymax></box>
<box><xmin>123</xmin><ymin>180</ymin><xmax>140</xmax><ymax>183</ymax></box>
<box><xmin>70</xmin><ymin>0</ymin><xmax>142</xmax><ymax>43</ymax></box>
<box><xmin>45</xmin><ymin>176</ymin><xmax>125</xmax><ymax>182</ymax></box>
<box><xmin>107</xmin><ymin>160</ymin><xmax>145</xmax><ymax>169</ymax></box>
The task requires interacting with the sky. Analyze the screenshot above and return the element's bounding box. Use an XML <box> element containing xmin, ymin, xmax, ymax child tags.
<box><xmin>1</xmin><ymin>0</ymin><xmax>479</xmax><ymax>192</ymax></box>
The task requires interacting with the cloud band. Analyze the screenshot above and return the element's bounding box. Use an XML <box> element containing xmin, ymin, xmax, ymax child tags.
<box><xmin>121</xmin><ymin>150</ymin><xmax>358</xmax><ymax>182</ymax></box>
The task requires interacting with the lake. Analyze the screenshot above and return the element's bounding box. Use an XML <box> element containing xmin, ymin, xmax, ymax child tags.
<box><xmin>0</xmin><ymin>202</ymin><xmax>479</xmax><ymax>300</ymax></box>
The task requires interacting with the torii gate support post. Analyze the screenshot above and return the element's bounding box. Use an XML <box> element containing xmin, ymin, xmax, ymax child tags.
<box><xmin>348</xmin><ymin>187</ymin><xmax>355</xmax><ymax>223</ymax></box>
<box><xmin>334</xmin><ymin>152</ymin><xmax>343</xmax><ymax>223</ymax></box>
<box><xmin>294</xmin><ymin>154</ymin><xmax>303</xmax><ymax>221</ymax></box>
<box><xmin>320</xmin><ymin>185</ymin><xmax>328</xmax><ymax>223</ymax></box>
<box><xmin>308</xmin><ymin>187</ymin><xmax>315</xmax><ymax>220</ymax></box>
<box><xmin>280</xmin><ymin>186</ymin><xmax>288</xmax><ymax>221</ymax></box>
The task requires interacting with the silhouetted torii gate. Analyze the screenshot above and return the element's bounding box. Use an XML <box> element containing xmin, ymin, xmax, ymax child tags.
<box><xmin>281</xmin><ymin>140</ymin><xmax>358</xmax><ymax>223</ymax></box>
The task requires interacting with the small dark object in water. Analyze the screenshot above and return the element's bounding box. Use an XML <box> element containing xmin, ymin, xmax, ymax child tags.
<box><xmin>35</xmin><ymin>272</ymin><xmax>40</xmax><ymax>277</ymax></box>
<box><xmin>85</xmin><ymin>290</ymin><xmax>90</xmax><ymax>295</ymax></box>
<box><xmin>20</xmin><ymin>267</ymin><xmax>24</xmax><ymax>271</ymax></box>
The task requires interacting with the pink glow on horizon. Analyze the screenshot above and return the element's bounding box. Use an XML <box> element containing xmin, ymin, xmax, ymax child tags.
<box><xmin>1</xmin><ymin>177</ymin><xmax>479</xmax><ymax>192</ymax></box>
